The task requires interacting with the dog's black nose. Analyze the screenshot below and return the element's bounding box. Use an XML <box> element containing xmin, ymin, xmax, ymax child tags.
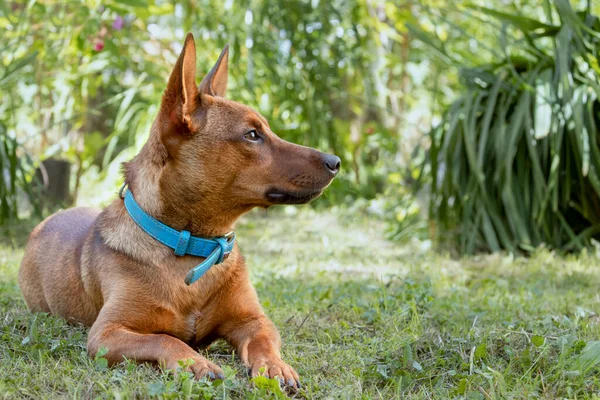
<box><xmin>323</xmin><ymin>154</ymin><xmax>341</xmax><ymax>175</ymax></box>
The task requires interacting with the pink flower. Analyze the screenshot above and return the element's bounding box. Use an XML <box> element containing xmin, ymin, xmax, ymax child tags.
<box><xmin>94</xmin><ymin>40</ymin><xmax>104</xmax><ymax>52</ymax></box>
<box><xmin>112</xmin><ymin>15</ymin><xmax>124</xmax><ymax>31</ymax></box>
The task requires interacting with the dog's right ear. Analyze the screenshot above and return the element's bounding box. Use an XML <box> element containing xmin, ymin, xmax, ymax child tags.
<box><xmin>159</xmin><ymin>33</ymin><xmax>198</xmax><ymax>137</ymax></box>
<box><xmin>199</xmin><ymin>45</ymin><xmax>229</xmax><ymax>97</ymax></box>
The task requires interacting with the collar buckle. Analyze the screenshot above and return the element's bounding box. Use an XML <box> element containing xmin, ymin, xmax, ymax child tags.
<box><xmin>222</xmin><ymin>231</ymin><xmax>235</xmax><ymax>260</ymax></box>
<box><xmin>119</xmin><ymin>183</ymin><xmax>128</xmax><ymax>199</ymax></box>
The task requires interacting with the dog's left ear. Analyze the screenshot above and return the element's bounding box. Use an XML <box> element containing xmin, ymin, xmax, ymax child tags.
<box><xmin>199</xmin><ymin>45</ymin><xmax>229</xmax><ymax>97</ymax></box>
<box><xmin>161</xmin><ymin>33</ymin><xmax>198</xmax><ymax>132</ymax></box>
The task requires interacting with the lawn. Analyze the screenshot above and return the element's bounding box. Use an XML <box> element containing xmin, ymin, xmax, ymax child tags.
<box><xmin>1</xmin><ymin>208</ymin><xmax>600</xmax><ymax>399</ymax></box>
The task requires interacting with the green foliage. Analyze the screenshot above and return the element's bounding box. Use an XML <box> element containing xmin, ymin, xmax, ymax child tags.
<box><xmin>0</xmin><ymin>124</ymin><xmax>41</xmax><ymax>227</ymax></box>
<box><xmin>419</xmin><ymin>0</ymin><xmax>600</xmax><ymax>254</ymax></box>
<box><xmin>2</xmin><ymin>0</ymin><xmax>167</xmax><ymax>223</ymax></box>
<box><xmin>0</xmin><ymin>47</ymin><xmax>42</xmax><ymax>227</ymax></box>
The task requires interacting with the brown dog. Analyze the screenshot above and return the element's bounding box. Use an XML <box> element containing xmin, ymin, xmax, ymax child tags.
<box><xmin>18</xmin><ymin>33</ymin><xmax>340</xmax><ymax>389</ymax></box>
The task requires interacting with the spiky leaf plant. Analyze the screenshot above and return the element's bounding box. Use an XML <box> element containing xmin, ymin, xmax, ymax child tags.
<box><xmin>424</xmin><ymin>0</ymin><xmax>600</xmax><ymax>254</ymax></box>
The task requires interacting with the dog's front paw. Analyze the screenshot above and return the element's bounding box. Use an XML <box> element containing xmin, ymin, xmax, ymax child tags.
<box><xmin>190</xmin><ymin>358</ymin><xmax>224</xmax><ymax>381</ymax></box>
<box><xmin>165</xmin><ymin>356</ymin><xmax>224</xmax><ymax>381</ymax></box>
<box><xmin>250</xmin><ymin>357</ymin><xmax>300</xmax><ymax>389</ymax></box>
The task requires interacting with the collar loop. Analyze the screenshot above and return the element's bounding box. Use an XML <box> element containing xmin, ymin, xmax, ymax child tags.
<box><xmin>174</xmin><ymin>230</ymin><xmax>192</xmax><ymax>256</ymax></box>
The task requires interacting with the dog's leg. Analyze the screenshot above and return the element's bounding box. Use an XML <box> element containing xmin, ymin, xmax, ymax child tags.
<box><xmin>88</xmin><ymin>308</ymin><xmax>223</xmax><ymax>379</ymax></box>
<box><xmin>218</xmin><ymin>279</ymin><xmax>300</xmax><ymax>388</ymax></box>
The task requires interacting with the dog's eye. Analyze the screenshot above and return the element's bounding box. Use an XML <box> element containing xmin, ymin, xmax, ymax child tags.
<box><xmin>244</xmin><ymin>130</ymin><xmax>260</xmax><ymax>142</ymax></box>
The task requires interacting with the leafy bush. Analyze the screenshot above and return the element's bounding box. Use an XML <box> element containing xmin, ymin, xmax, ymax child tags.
<box><xmin>0</xmin><ymin>123</ymin><xmax>41</xmax><ymax>227</ymax></box>
<box><xmin>421</xmin><ymin>0</ymin><xmax>600</xmax><ymax>254</ymax></box>
<box><xmin>0</xmin><ymin>22</ymin><xmax>42</xmax><ymax>227</ymax></box>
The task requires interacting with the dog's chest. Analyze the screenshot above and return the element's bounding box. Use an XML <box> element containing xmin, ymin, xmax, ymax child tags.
<box><xmin>176</xmin><ymin>310</ymin><xmax>204</xmax><ymax>342</ymax></box>
<box><xmin>132</xmin><ymin>256</ymin><xmax>238</xmax><ymax>343</ymax></box>
<box><xmin>164</xmin><ymin>303</ymin><xmax>213</xmax><ymax>344</ymax></box>
<box><xmin>164</xmin><ymin>280</ymin><xmax>222</xmax><ymax>343</ymax></box>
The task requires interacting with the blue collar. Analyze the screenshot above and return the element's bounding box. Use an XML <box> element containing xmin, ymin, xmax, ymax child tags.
<box><xmin>120</xmin><ymin>184</ymin><xmax>235</xmax><ymax>285</ymax></box>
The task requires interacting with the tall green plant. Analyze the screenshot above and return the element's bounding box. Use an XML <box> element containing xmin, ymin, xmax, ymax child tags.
<box><xmin>0</xmin><ymin>43</ymin><xmax>41</xmax><ymax>227</ymax></box>
<box><xmin>0</xmin><ymin>136</ymin><xmax>41</xmax><ymax>222</ymax></box>
<box><xmin>420</xmin><ymin>0</ymin><xmax>600</xmax><ymax>254</ymax></box>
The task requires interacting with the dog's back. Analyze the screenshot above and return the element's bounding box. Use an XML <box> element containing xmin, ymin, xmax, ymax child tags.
<box><xmin>19</xmin><ymin>207</ymin><xmax>100</xmax><ymax>326</ymax></box>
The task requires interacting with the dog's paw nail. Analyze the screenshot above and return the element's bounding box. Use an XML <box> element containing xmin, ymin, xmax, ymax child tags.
<box><xmin>247</xmin><ymin>367</ymin><xmax>252</xmax><ymax>377</ymax></box>
<box><xmin>217</xmin><ymin>373</ymin><xmax>224</xmax><ymax>380</ymax></box>
<box><xmin>278</xmin><ymin>377</ymin><xmax>285</xmax><ymax>386</ymax></box>
<box><xmin>296</xmin><ymin>380</ymin><xmax>301</xmax><ymax>388</ymax></box>
<box><xmin>207</xmin><ymin>371</ymin><xmax>215</xmax><ymax>379</ymax></box>
<box><xmin>287</xmin><ymin>379</ymin><xmax>295</xmax><ymax>387</ymax></box>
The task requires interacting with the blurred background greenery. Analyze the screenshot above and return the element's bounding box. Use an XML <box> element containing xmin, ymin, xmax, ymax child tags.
<box><xmin>2</xmin><ymin>0</ymin><xmax>600</xmax><ymax>255</ymax></box>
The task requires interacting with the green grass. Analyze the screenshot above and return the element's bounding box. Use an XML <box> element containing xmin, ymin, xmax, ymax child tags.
<box><xmin>2</xmin><ymin>208</ymin><xmax>600</xmax><ymax>399</ymax></box>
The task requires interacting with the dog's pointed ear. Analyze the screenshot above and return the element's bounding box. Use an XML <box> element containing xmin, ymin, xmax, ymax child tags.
<box><xmin>161</xmin><ymin>33</ymin><xmax>198</xmax><ymax>131</ymax></box>
<box><xmin>199</xmin><ymin>45</ymin><xmax>229</xmax><ymax>97</ymax></box>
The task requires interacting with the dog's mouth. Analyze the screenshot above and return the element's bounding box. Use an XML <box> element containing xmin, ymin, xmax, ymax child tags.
<box><xmin>265</xmin><ymin>189</ymin><xmax>323</xmax><ymax>205</ymax></box>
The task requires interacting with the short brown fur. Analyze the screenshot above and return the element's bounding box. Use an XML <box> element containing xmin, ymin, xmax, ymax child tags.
<box><xmin>18</xmin><ymin>33</ymin><xmax>340</xmax><ymax>388</ymax></box>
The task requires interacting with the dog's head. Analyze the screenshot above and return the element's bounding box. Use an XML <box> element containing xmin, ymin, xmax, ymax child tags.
<box><xmin>131</xmin><ymin>33</ymin><xmax>339</xmax><ymax>230</ymax></box>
